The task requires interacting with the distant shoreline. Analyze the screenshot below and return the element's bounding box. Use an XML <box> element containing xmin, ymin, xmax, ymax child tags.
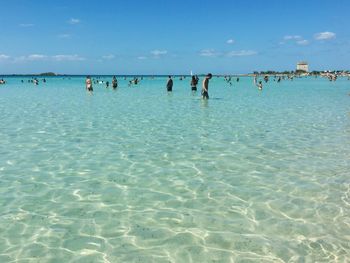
<box><xmin>0</xmin><ymin>71</ymin><xmax>349</xmax><ymax>78</ymax></box>
<box><xmin>0</xmin><ymin>74</ymin><xmax>250</xmax><ymax>78</ymax></box>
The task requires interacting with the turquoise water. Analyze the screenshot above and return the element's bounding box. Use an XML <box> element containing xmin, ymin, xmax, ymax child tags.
<box><xmin>0</xmin><ymin>76</ymin><xmax>349</xmax><ymax>262</ymax></box>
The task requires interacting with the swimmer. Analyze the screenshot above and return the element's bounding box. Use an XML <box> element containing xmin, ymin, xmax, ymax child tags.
<box><xmin>112</xmin><ymin>76</ymin><xmax>118</xmax><ymax>89</ymax></box>
<box><xmin>106</xmin><ymin>81</ymin><xmax>109</xmax><ymax>88</ymax></box>
<box><xmin>254</xmin><ymin>76</ymin><xmax>263</xmax><ymax>90</ymax></box>
<box><xmin>190</xmin><ymin>75</ymin><xmax>198</xmax><ymax>91</ymax></box>
<box><xmin>86</xmin><ymin>75</ymin><xmax>93</xmax><ymax>92</ymax></box>
<box><xmin>166</xmin><ymin>76</ymin><xmax>173</xmax><ymax>92</ymax></box>
<box><xmin>202</xmin><ymin>73</ymin><xmax>212</xmax><ymax>99</ymax></box>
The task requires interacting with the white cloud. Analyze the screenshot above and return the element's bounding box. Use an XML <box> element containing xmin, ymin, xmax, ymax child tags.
<box><xmin>200</xmin><ymin>49</ymin><xmax>256</xmax><ymax>58</ymax></box>
<box><xmin>0</xmin><ymin>54</ymin><xmax>10</xmax><ymax>60</ymax></box>
<box><xmin>68</xmin><ymin>18</ymin><xmax>80</xmax><ymax>25</ymax></box>
<box><xmin>226</xmin><ymin>39</ymin><xmax>235</xmax><ymax>44</ymax></box>
<box><xmin>27</xmin><ymin>54</ymin><xmax>47</xmax><ymax>60</ymax></box>
<box><xmin>314</xmin><ymin>31</ymin><xmax>336</xmax><ymax>40</ymax></box>
<box><xmin>150</xmin><ymin>50</ymin><xmax>168</xmax><ymax>57</ymax></box>
<box><xmin>13</xmin><ymin>54</ymin><xmax>47</xmax><ymax>62</ymax></box>
<box><xmin>102</xmin><ymin>54</ymin><xmax>115</xmax><ymax>60</ymax></box>
<box><xmin>284</xmin><ymin>35</ymin><xmax>302</xmax><ymax>40</ymax></box>
<box><xmin>52</xmin><ymin>54</ymin><xmax>85</xmax><ymax>61</ymax></box>
<box><xmin>58</xmin><ymin>34</ymin><xmax>71</xmax><ymax>38</ymax></box>
<box><xmin>199</xmin><ymin>49</ymin><xmax>220</xmax><ymax>57</ymax></box>
<box><xmin>11</xmin><ymin>54</ymin><xmax>85</xmax><ymax>63</ymax></box>
<box><xmin>137</xmin><ymin>56</ymin><xmax>147</xmax><ymax>60</ymax></box>
<box><xmin>296</xmin><ymin>39</ymin><xmax>309</xmax><ymax>45</ymax></box>
<box><xmin>226</xmin><ymin>50</ymin><xmax>257</xmax><ymax>57</ymax></box>
<box><xmin>19</xmin><ymin>23</ymin><xmax>34</xmax><ymax>27</ymax></box>
<box><xmin>282</xmin><ymin>35</ymin><xmax>310</xmax><ymax>46</ymax></box>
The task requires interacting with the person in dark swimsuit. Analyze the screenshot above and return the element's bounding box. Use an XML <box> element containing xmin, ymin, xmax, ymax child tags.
<box><xmin>190</xmin><ymin>75</ymin><xmax>198</xmax><ymax>91</ymax></box>
<box><xmin>112</xmin><ymin>76</ymin><xmax>118</xmax><ymax>89</ymax></box>
<box><xmin>166</xmin><ymin>76</ymin><xmax>173</xmax><ymax>92</ymax></box>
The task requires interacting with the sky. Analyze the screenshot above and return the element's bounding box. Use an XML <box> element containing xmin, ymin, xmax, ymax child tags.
<box><xmin>0</xmin><ymin>0</ymin><xmax>349</xmax><ymax>75</ymax></box>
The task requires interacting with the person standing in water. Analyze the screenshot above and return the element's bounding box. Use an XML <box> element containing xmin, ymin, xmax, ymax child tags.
<box><xmin>112</xmin><ymin>76</ymin><xmax>118</xmax><ymax>89</ymax></box>
<box><xmin>254</xmin><ymin>75</ymin><xmax>263</xmax><ymax>90</ymax></box>
<box><xmin>202</xmin><ymin>73</ymin><xmax>212</xmax><ymax>99</ymax></box>
<box><xmin>166</xmin><ymin>76</ymin><xmax>173</xmax><ymax>92</ymax></box>
<box><xmin>86</xmin><ymin>76</ymin><xmax>93</xmax><ymax>92</ymax></box>
<box><xmin>190</xmin><ymin>75</ymin><xmax>198</xmax><ymax>91</ymax></box>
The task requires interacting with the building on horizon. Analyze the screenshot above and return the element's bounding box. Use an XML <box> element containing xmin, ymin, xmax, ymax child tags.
<box><xmin>296</xmin><ymin>61</ymin><xmax>309</xmax><ymax>72</ymax></box>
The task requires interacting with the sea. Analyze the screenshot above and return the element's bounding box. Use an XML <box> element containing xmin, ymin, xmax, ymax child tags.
<box><xmin>0</xmin><ymin>75</ymin><xmax>349</xmax><ymax>262</ymax></box>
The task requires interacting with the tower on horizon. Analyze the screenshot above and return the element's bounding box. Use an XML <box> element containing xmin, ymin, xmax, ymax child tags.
<box><xmin>296</xmin><ymin>61</ymin><xmax>309</xmax><ymax>72</ymax></box>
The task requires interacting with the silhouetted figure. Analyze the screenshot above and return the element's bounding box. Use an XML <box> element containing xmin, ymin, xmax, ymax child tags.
<box><xmin>166</xmin><ymin>76</ymin><xmax>173</xmax><ymax>92</ymax></box>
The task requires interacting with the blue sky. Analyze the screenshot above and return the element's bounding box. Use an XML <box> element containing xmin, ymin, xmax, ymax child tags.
<box><xmin>0</xmin><ymin>0</ymin><xmax>349</xmax><ymax>74</ymax></box>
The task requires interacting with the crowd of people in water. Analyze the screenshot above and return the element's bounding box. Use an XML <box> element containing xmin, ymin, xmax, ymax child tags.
<box><xmin>1</xmin><ymin>72</ymin><xmax>349</xmax><ymax>98</ymax></box>
<box><xmin>83</xmin><ymin>72</ymin><xmax>349</xmax><ymax>98</ymax></box>
<box><xmin>85</xmin><ymin>73</ymin><xmax>214</xmax><ymax>99</ymax></box>
<box><xmin>1</xmin><ymin>77</ymin><xmax>45</xmax><ymax>85</ymax></box>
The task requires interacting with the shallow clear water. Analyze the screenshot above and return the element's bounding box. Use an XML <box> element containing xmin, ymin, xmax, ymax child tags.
<box><xmin>0</xmin><ymin>76</ymin><xmax>349</xmax><ymax>262</ymax></box>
